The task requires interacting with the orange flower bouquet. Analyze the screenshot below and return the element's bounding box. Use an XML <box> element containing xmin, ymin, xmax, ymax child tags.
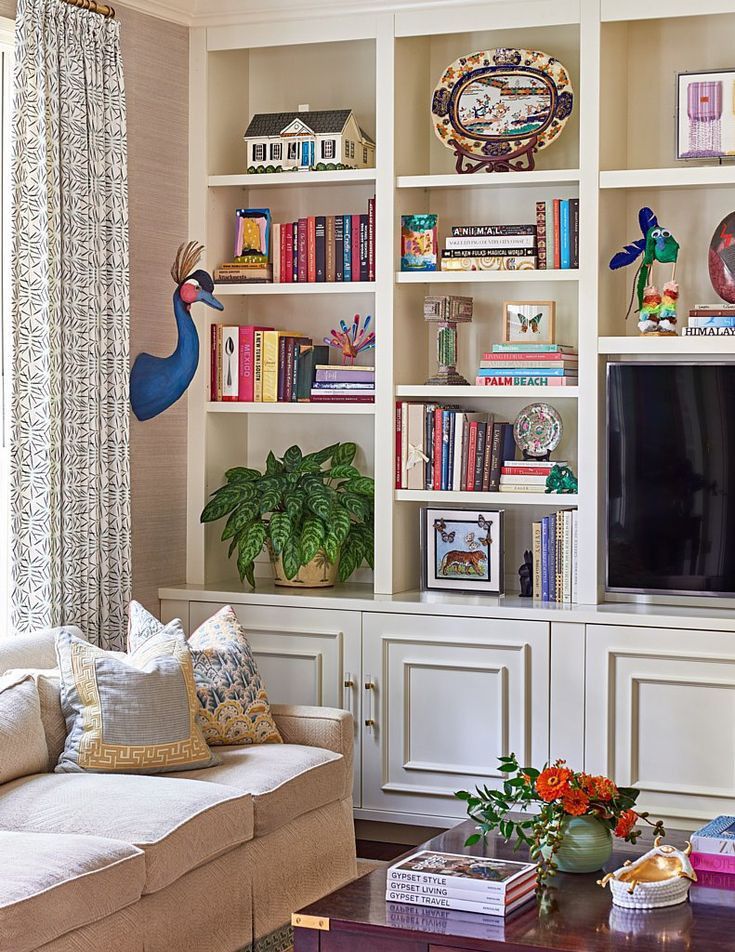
<box><xmin>456</xmin><ymin>754</ymin><xmax>665</xmax><ymax>883</ymax></box>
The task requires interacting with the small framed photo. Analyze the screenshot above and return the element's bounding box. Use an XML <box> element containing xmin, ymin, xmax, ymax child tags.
<box><xmin>421</xmin><ymin>507</ymin><xmax>504</xmax><ymax>595</ymax></box>
<box><xmin>401</xmin><ymin>214</ymin><xmax>438</xmax><ymax>272</ymax></box>
<box><xmin>503</xmin><ymin>300</ymin><xmax>556</xmax><ymax>344</ymax></box>
<box><xmin>676</xmin><ymin>69</ymin><xmax>735</xmax><ymax>160</ymax></box>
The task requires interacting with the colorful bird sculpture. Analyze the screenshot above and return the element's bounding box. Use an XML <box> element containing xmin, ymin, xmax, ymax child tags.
<box><xmin>324</xmin><ymin>313</ymin><xmax>375</xmax><ymax>364</ymax></box>
<box><xmin>609</xmin><ymin>207</ymin><xmax>680</xmax><ymax>335</ymax></box>
<box><xmin>130</xmin><ymin>242</ymin><xmax>224</xmax><ymax>421</ymax></box>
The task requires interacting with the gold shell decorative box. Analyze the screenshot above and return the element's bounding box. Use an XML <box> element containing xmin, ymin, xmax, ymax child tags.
<box><xmin>598</xmin><ymin>838</ymin><xmax>697</xmax><ymax>910</ymax></box>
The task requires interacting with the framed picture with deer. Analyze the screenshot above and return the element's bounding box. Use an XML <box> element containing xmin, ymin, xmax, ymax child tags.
<box><xmin>503</xmin><ymin>300</ymin><xmax>556</xmax><ymax>344</ymax></box>
<box><xmin>420</xmin><ymin>507</ymin><xmax>504</xmax><ymax>595</ymax></box>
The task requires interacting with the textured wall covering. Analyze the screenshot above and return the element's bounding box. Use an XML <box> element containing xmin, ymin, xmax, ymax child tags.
<box><xmin>0</xmin><ymin>2</ymin><xmax>16</xmax><ymax>17</ymax></box>
<box><xmin>117</xmin><ymin>4</ymin><xmax>189</xmax><ymax>614</ymax></box>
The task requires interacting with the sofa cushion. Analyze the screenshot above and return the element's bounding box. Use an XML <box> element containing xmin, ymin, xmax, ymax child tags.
<box><xmin>0</xmin><ymin>673</ymin><xmax>49</xmax><ymax>783</ymax></box>
<box><xmin>0</xmin><ymin>772</ymin><xmax>254</xmax><ymax>894</ymax></box>
<box><xmin>0</xmin><ymin>626</ymin><xmax>83</xmax><ymax>676</ymax></box>
<box><xmin>169</xmin><ymin>743</ymin><xmax>347</xmax><ymax>837</ymax></box>
<box><xmin>55</xmin><ymin>626</ymin><xmax>218</xmax><ymax>774</ymax></box>
<box><xmin>0</xmin><ymin>830</ymin><xmax>144</xmax><ymax>952</ymax></box>
<box><xmin>5</xmin><ymin>668</ymin><xmax>65</xmax><ymax>770</ymax></box>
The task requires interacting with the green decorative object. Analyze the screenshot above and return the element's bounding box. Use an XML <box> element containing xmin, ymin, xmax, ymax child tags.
<box><xmin>424</xmin><ymin>295</ymin><xmax>473</xmax><ymax>386</ymax></box>
<box><xmin>200</xmin><ymin>442</ymin><xmax>374</xmax><ymax>589</ymax></box>
<box><xmin>545</xmin><ymin>464</ymin><xmax>578</xmax><ymax>494</ymax></box>
<box><xmin>544</xmin><ymin>816</ymin><xmax>613</xmax><ymax>874</ymax></box>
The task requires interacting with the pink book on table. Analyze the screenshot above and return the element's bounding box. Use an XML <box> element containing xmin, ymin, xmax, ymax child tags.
<box><xmin>692</xmin><ymin>852</ymin><xmax>735</xmax><ymax>874</ymax></box>
<box><xmin>238</xmin><ymin>325</ymin><xmax>274</xmax><ymax>402</ymax></box>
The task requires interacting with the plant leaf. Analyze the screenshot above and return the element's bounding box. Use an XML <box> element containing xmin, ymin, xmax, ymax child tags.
<box><xmin>265</xmin><ymin>451</ymin><xmax>284</xmax><ymax>476</ymax></box>
<box><xmin>342</xmin><ymin>476</ymin><xmax>374</xmax><ymax>497</ymax></box>
<box><xmin>323</xmin><ymin>531</ymin><xmax>340</xmax><ymax>564</ymax></box>
<box><xmin>283</xmin><ymin>445</ymin><xmax>302</xmax><ymax>471</ymax></box>
<box><xmin>306</xmin><ymin>443</ymin><xmax>339</xmax><ymax>465</ymax></box>
<box><xmin>221</xmin><ymin>502</ymin><xmax>258</xmax><ymax>540</ymax></box>
<box><xmin>283</xmin><ymin>491</ymin><xmax>304</xmax><ymax>522</ymax></box>
<box><xmin>238</xmin><ymin>521</ymin><xmax>266</xmax><ymax>564</ymax></box>
<box><xmin>300</xmin><ymin>517</ymin><xmax>325</xmax><ymax>564</ymax></box>
<box><xmin>282</xmin><ymin>537</ymin><xmax>300</xmax><ymax>580</ymax></box>
<box><xmin>331</xmin><ymin>507</ymin><xmax>352</xmax><ymax>546</ymax></box>
<box><xmin>340</xmin><ymin>492</ymin><xmax>369</xmax><ymax>520</ymax></box>
<box><xmin>332</xmin><ymin>442</ymin><xmax>357</xmax><ymax>466</ymax></box>
<box><xmin>225</xmin><ymin>466</ymin><xmax>260</xmax><ymax>483</ymax></box>
<box><xmin>337</xmin><ymin>531</ymin><xmax>362</xmax><ymax>581</ymax></box>
<box><xmin>329</xmin><ymin>464</ymin><xmax>360</xmax><ymax>480</ymax></box>
<box><xmin>201</xmin><ymin>488</ymin><xmax>241</xmax><ymax>523</ymax></box>
<box><xmin>269</xmin><ymin>511</ymin><xmax>292</xmax><ymax>555</ymax></box>
<box><xmin>307</xmin><ymin>488</ymin><xmax>332</xmax><ymax>521</ymax></box>
<box><xmin>259</xmin><ymin>487</ymin><xmax>282</xmax><ymax>514</ymax></box>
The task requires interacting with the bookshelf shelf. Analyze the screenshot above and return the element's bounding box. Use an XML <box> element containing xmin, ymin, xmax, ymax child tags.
<box><xmin>395</xmin><ymin>385</ymin><xmax>579</xmax><ymax>399</ymax></box>
<box><xmin>396</xmin><ymin>170</ymin><xmax>581</xmax><ymax>190</ymax></box>
<box><xmin>208</xmin><ymin>169</ymin><xmax>377</xmax><ymax>189</ymax></box>
<box><xmin>600</xmin><ymin>166</ymin><xmax>735</xmax><ymax>190</ymax></box>
<box><xmin>395</xmin><ymin>270</ymin><xmax>580</xmax><ymax>285</ymax></box>
<box><xmin>598</xmin><ymin>336</ymin><xmax>735</xmax><ymax>355</ymax></box>
<box><xmin>394</xmin><ymin>490</ymin><xmax>579</xmax><ymax>507</ymax></box>
<box><xmin>214</xmin><ymin>282</ymin><xmax>376</xmax><ymax>296</ymax></box>
<box><xmin>206</xmin><ymin>401</ymin><xmax>375</xmax><ymax>415</ymax></box>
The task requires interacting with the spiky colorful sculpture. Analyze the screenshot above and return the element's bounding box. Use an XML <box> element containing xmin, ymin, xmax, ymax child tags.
<box><xmin>609</xmin><ymin>207</ymin><xmax>680</xmax><ymax>335</ymax></box>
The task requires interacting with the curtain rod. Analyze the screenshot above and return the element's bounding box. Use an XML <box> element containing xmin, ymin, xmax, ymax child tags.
<box><xmin>61</xmin><ymin>0</ymin><xmax>116</xmax><ymax>18</ymax></box>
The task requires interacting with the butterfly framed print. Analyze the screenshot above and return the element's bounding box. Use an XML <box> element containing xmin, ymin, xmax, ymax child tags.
<box><xmin>421</xmin><ymin>507</ymin><xmax>504</xmax><ymax>595</ymax></box>
<box><xmin>503</xmin><ymin>300</ymin><xmax>555</xmax><ymax>344</ymax></box>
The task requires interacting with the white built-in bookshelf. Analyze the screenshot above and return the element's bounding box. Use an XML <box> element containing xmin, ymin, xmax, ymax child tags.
<box><xmin>183</xmin><ymin>0</ymin><xmax>735</xmax><ymax>606</ymax></box>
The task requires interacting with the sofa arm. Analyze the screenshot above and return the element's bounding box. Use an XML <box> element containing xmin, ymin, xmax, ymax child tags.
<box><xmin>270</xmin><ymin>705</ymin><xmax>353</xmax><ymax>775</ymax></box>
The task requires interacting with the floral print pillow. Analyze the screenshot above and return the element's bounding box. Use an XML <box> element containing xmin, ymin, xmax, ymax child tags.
<box><xmin>128</xmin><ymin>602</ymin><xmax>282</xmax><ymax>747</ymax></box>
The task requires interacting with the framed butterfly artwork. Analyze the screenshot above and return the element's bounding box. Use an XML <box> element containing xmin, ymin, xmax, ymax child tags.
<box><xmin>420</xmin><ymin>507</ymin><xmax>504</xmax><ymax>595</ymax></box>
<box><xmin>503</xmin><ymin>300</ymin><xmax>555</xmax><ymax>344</ymax></box>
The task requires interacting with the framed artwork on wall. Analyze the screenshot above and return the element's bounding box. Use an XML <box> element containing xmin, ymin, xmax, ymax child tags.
<box><xmin>677</xmin><ymin>69</ymin><xmax>735</xmax><ymax>160</ymax></box>
<box><xmin>503</xmin><ymin>300</ymin><xmax>556</xmax><ymax>344</ymax></box>
<box><xmin>420</xmin><ymin>507</ymin><xmax>504</xmax><ymax>595</ymax></box>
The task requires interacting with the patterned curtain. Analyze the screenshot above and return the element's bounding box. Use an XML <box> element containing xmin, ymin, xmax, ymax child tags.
<box><xmin>10</xmin><ymin>0</ymin><xmax>130</xmax><ymax>649</ymax></box>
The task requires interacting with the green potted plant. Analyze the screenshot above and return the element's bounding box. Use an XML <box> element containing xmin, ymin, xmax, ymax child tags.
<box><xmin>200</xmin><ymin>441</ymin><xmax>374</xmax><ymax>588</ymax></box>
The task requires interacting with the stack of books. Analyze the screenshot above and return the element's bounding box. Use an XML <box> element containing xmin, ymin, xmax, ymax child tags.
<box><xmin>394</xmin><ymin>404</ymin><xmax>517</xmax><ymax>491</ymax></box>
<box><xmin>311</xmin><ymin>364</ymin><xmax>375</xmax><ymax>404</ymax></box>
<box><xmin>499</xmin><ymin>458</ymin><xmax>562</xmax><ymax>494</ymax></box>
<box><xmin>211</xmin><ymin>325</ymin><xmax>350</xmax><ymax>403</ymax></box>
<box><xmin>531</xmin><ymin>508</ymin><xmax>578</xmax><ymax>603</ymax></box>
<box><xmin>691</xmin><ymin>816</ymin><xmax>735</xmax><ymax>876</ymax></box>
<box><xmin>215</xmin><ymin>208</ymin><xmax>273</xmax><ymax>284</ymax></box>
<box><xmin>683</xmin><ymin>305</ymin><xmax>735</xmax><ymax>336</ymax></box>
<box><xmin>385</xmin><ymin>850</ymin><xmax>537</xmax><ymax>917</ymax></box>
<box><xmin>272</xmin><ymin>197</ymin><xmax>375</xmax><ymax>283</ymax></box>
<box><xmin>535</xmin><ymin>198</ymin><xmax>579</xmax><ymax>270</ymax></box>
<box><xmin>476</xmin><ymin>344</ymin><xmax>578</xmax><ymax>388</ymax></box>
<box><xmin>440</xmin><ymin>225</ymin><xmax>537</xmax><ymax>272</ymax></box>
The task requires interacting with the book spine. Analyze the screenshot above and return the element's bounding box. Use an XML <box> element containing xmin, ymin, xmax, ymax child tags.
<box><xmin>552</xmin><ymin>199</ymin><xmax>561</xmax><ymax>269</ymax></box>
<box><xmin>221</xmin><ymin>326</ymin><xmax>239</xmax><ymax>401</ymax></box>
<box><xmin>459</xmin><ymin>417</ymin><xmax>469</xmax><ymax>493</ymax></box>
<box><xmin>343</xmin><ymin>215</ymin><xmax>352</xmax><ymax>282</ymax></box>
<box><xmin>476</xmin><ymin>376</ymin><xmax>576</xmax><ymax>387</ymax></box>
<box><xmin>395</xmin><ymin>402</ymin><xmax>403</xmax><ymax>490</ymax></box>
<box><xmin>335</xmin><ymin>215</ymin><xmax>344</xmax><ymax>281</ymax></box>
<box><xmin>692</xmin><ymin>852</ymin><xmax>735</xmax><ymax>874</ymax></box>
<box><xmin>292</xmin><ymin>221</ymin><xmax>299</xmax><ymax>282</ymax></box>
<box><xmin>688</xmin><ymin>316</ymin><xmax>735</xmax><ymax>327</ymax></box>
<box><xmin>262</xmin><ymin>332</ymin><xmax>280</xmax><ymax>403</ymax></box>
<box><xmin>384</xmin><ymin>889</ymin><xmax>515</xmax><ymax>915</ymax></box>
<box><xmin>532</xmin><ymin>521</ymin><xmax>542</xmax><ymax>599</ymax></box>
<box><xmin>315</xmin><ymin>216</ymin><xmax>326</xmax><ymax>282</ymax></box>
<box><xmin>441</xmin><ymin>410</ymin><xmax>451</xmax><ymax>491</ymax></box>
<box><xmin>572</xmin><ymin>510</ymin><xmax>578</xmax><ymax>603</ymax></box>
<box><xmin>549</xmin><ymin>513</ymin><xmax>557</xmax><ymax>602</ymax></box>
<box><xmin>450</xmin><ymin>224</ymin><xmax>537</xmax><ymax>237</ymax></box>
<box><xmin>441</xmin><ymin>247</ymin><xmax>537</xmax><ymax>259</ymax></box>
<box><xmin>284</xmin><ymin>339</ymin><xmax>297</xmax><ymax>402</ymax></box>
<box><xmin>503</xmin><ymin>466</ymin><xmax>552</xmax><ymax>477</ymax></box>
<box><xmin>491</xmin><ymin>343</ymin><xmax>575</xmax><ymax>353</ymax></box>
<box><xmin>277</xmin><ymin>335</ymin><xmax>288</xmax><ymax>402</ymax></box>
<box><xmin>541</xmin><ymin>517</ymin><xmax>549</xmax><ymax>601</ymax></box>
<box><xmin>284</xmin><ymin>224</ymin><xmax>293</xmax><ymax>283</ymax></box>
<box><xmin>478</xmin><ymin>367</ymin><xmax>569</xmax><ymax>377</ymax></box>
<box><xmin>309</xmin><ymin>394</ymin><xmax>374</xmax><ymax>403</ymax></box>
<box><xmin>238</xmin><ymin>327</ymin><xmax>253</xmax><ymax>402</ymax></box>
<box><xmin>359</xmin><ymin>214</ymin><xmax>369</xmax><ymax>281</ymax></box>
<box><xmin>481</xmin><ymin>424</ymin><xmax>493</xmax><ymax>492</ymax></box>
<box><xmin>307</xmin><ymin>216</ymin><xmax>317</xmax><ymax>283</ymax></box>
<box><xmin>474</xmin><ymin>422</ymin><xmax>486</xmax><ymax>491</ymax></box>
<box><xmin>466</xmin><ymin>422</ymin><xmax>478</xmax><ymax>492</ymax></box>
<box><xmin>480</xmin><ymin>362</ymin><xmax>577</xmax><ymax>371</ymax></box>
<box><xmin>501</xmin><ymin>423</ymin><xmax>516</xmax><ymax>466</ymax></box>
<box><xmin>385</xmin><ymin>874</ymin><xmax>530</xmax><ymax>903</ymax></box>
<box><xmin>536</xmin><ymin>201</ymin><xmax>547</xmax><ymax>270</ymax></box>
<box><xmin>447</xmin><ymin>412</ymin><xmax>455</xmax><ymax>490</ymax></box>
<box><xmin>272</xmin><ymin>223</ymin><xmax>280</xmax><ymax>283</ymax></box>
<box><xmin>570</xmin><ymin>197</ymin><xmax>580</xmax><ymax>269</ymax></box>
<box><xmin>445</xmin><ymin>235</ymin><xmax>536</xmax><ymax>250</ymax></box>
<box><xmin>682</xmin><ymin>327</ymin><xmax>735</xmax><ymax>335</ymax></box>
<box><xmin>425</xmin><ymin>405</ymin><xmax>435</xmax><ymax>490</ymax></box>
<box><xmin>562</xmin><ymin>510</ymin><xmax>573</xmax><ymax>603</ymax></box>
<box><xmin>352</xmin><ymin>213</ymin><xmax>361</xmax><ymax>282</ymax></box>
<box><xmin>280</xmin><ymin>224</ymin><xmax>288</xmax><ymax>283</ymax></box>
<box><xmin>290</xmin><ymin>340</ymin><xmax>300</xmax><ymax>402</ymax></box>
<box><xmin>253</xmin><ymin>331</ymin><xmax>264</xmax><ymax>402</ymax></box>
<box><xmin>368</xmin><ymin>196</ymin><xmax>376</xmax><ymax>282</ymax></box>
<box><xmin>488</xmin><ymin>424</ymin><xmax>504</xmax><ymax>492</ymax></box>
<box><xmin>452</xmin><ymin>415</ymin><xmax>464</xmax><ymax>491</ymax></box>
<box><xmin>326</xmin><ymin>215</ymin><xmax>336</xmax><ymax>282</ymax></box>
<box><xmin>210</xmin><ymin>324</ymin><xmax>219</xmax><ymax>401</ymax></box>
<box><xmin>315</xmin><ymin>371</ymin><xmax>375</xmax><ymax>384</ymax></box>
<box><xmin>560</xmin><ymin>199</ymin><xmax>571</xmax><ymax>270</ymax></box>
<box><xmin>433</xmin><ymin>409</ymin><xmax>443</xmax><ymax>490</ymax></box>
<box><xmin>691</xmin><ymin>834</ymin><xmax>735</xmax><ymax>856</ymax></box>
<box><xmin>440</xmin><ymin>256</ymin><xmax>537</xmax><ymax>271</ymax></box>
<box><xmin>481</xmin><ymin>351</ymin><xmax>574</xmax><ymax>362</ymax></box>
<box><xmin>295</xmin><ymin>219</ymin><xmax>305</xmax><ymax>282</ymax></box>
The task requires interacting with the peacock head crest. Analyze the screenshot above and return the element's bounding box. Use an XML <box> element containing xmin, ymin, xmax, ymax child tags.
<box><xmin>171</xmin><ymin>241</ymin><xmax>223</xmax><ymax>311</ymax></box>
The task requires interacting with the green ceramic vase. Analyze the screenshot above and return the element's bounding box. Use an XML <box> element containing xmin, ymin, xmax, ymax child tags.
<box><xmin>552</xmin><ymin>816</ymin><xmax>613</xmax><ymax>873</ymax></box>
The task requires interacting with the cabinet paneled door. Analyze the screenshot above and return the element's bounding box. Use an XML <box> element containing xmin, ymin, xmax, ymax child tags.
<box><xmin>361</xmin><ymin>613</ymin><xmax>549</xmax><ymax>820</ymax></box>
<box><xmin>586</xmin><ymin>624</ymin><xmax>735</xmax><ymax>821</ymax></box>
<box><xmin>188</xmin><ymin>602</ymin><xmax>363</xmax><ymax>805</ymax></box>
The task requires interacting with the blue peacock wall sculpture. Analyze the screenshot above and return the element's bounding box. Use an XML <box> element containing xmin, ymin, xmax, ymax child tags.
<box><xmin>130</xmin><ymin>241</ymin><xmax>224</xmax><ymax>421</ymax></box>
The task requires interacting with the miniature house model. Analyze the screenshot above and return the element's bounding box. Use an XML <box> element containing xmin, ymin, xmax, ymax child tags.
<box><xmin>243</xmin><ymin>105</ymin><xmax>375</xmax><ymax>173</ymax></box>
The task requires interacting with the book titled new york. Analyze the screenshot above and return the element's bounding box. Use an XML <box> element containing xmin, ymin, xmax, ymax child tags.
<box><xmin>238</xmin><ymin>325</ymin><xmax>273</xmax><ymax>402</ymax></box>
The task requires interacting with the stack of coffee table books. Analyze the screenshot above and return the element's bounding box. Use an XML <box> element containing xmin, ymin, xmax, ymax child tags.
<box><xmin>385</xmin><ymin>849</ymin><xmax>537</xmax><ymax>916</ymax></box>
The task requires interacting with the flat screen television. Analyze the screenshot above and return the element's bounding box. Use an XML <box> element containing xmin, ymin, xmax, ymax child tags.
<box><xmin>607</xmin><ymin>363</ymin><xmax>735</xmax><ymax>598</ymax></box>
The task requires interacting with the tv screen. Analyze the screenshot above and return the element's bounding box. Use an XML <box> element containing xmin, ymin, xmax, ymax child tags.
<box><xmin>607</xmin><ymin>363</ymin><xmax>735</xmax><ymax>597</ymax></box>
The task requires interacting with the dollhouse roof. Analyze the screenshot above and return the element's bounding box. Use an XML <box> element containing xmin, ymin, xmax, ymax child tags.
<box><xmin>244</xmin><ymin>109</ymin><xmax>374</xmax><ymax>143</ymax></box>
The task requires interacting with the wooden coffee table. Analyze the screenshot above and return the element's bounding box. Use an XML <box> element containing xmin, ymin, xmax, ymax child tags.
<box><xmin>292</xmin><ymin>819</ymin><xmax>735</xmax><ymax>951</ymax></box>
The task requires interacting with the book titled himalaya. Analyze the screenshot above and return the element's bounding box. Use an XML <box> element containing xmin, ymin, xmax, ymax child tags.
<box><xmin>386</xmin><ymin>851</ymin><xmax>536</xmax><ymax>917</ymax></box>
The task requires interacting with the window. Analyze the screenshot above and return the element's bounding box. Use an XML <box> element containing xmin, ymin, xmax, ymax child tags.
<box><xmin>270</xmin><ymin>142</ymin><xmax>282</xmax><ymax>161</ymax></box>
<box><xmin>363</xmin><ymin>146</ymin><xmax>368</xmax><ymax>164</ymax></box>
<box><xmin>321</xmin><ymin>139</ymin><xmax>335</xmax><ymax>160</ymax></box>
<box><xmin>253</xmin><ymin>143</ymin><xmax>266</xmax><ymax>162</ymax></box>
<box><xmin>287</xmin><ymin>141</ymin><xmax>298</xmax><ymax>161</ymax></box>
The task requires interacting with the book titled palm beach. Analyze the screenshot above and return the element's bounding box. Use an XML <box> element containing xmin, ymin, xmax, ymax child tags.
<box><xmin>385</xmin><ymin>850</ymin><xmax>536</xmax><ymax>917</ymax></box>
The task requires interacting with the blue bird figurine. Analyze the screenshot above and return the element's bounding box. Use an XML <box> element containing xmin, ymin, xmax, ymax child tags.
<box><xmin>130</xmin><ymin>241</ymin><xmax>224</xmax><ymax>421</ymax></box>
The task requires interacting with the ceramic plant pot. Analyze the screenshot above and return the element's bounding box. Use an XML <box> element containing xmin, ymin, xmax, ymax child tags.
<box><xmin>270</xmin><ymin>549</ymin><xmax>338</xmax><ymax>588</ymax></box>
<box><xmin>552</xmin><ymin>816</ymin><xmax>613</xmax><ymax>873</ymax></box>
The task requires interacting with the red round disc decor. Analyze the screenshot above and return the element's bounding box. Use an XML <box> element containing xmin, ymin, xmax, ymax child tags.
<box><xmin>709</xmin><ymin>212</ymin><xmax>735</xmax><ymax>303</ymax></box>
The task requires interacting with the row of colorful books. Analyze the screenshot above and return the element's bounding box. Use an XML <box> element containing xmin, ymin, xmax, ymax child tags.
<box><xmin>682</xmin><ymin>304</ymin><xmax>735</xmax><ymax>336</ymax></box>
<box><xmin>536</xmin><ymin>198</ymin><xmax>579</xmax><ymax>270</ymax></box>
<box><xmin>385</xmin><ymin>850</ymin><xmax>537</xmax><ymax>918</ymax></box>
<box><xmin>530</xmin><ymin>507</ymin><xmax>578</xmax><ymax>603</ymax></box>
<box><xmin>210</xmin><ymin>325</ymin><xmax>374</xmax><ymax>404</ymax></box>
<box><xmin>476</xmin><ymin>343</ymin><xmax>578</xmax><ymax>388</ymax></box>
<box><xmin>395</xmin><ymin>406</ymin><xmax>517</xmax><ymax>492</ymax></box>
<box><xmin>439</xmin><ymin>224</ymin><xmax>538</xmax><ymax>273</ymax></box>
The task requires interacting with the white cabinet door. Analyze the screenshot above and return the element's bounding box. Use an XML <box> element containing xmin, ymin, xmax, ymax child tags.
<box><xmin>586</xmin><ymin>625</ymin><xmax>735</xmax><ymax>821</ymax></box>
<box><xmin>361</xmin><ymin>613</ymin><xmax>549</xmax><ymax>821</ymax></box>
<box><xmin>189</xmin><ymin>602</ymin><xmax>362</xmax><ymax>806</ymax></box>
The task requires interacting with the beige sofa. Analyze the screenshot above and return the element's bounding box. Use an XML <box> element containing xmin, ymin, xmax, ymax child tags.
<box><xmin>0</xmin><ymin>629</ymin><xmax>357</xmax><ymax>952</ymax></box>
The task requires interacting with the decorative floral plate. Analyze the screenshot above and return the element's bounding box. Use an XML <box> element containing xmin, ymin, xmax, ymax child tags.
<box><xmin>431</xmin><ymin>48</ymin><xmax>574</xmax><ymax>172</ymax></box>
<box><xmin>514</xmin><ymin>403</ymin><xmax>563</xmax><ymax>458</ymax></box>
